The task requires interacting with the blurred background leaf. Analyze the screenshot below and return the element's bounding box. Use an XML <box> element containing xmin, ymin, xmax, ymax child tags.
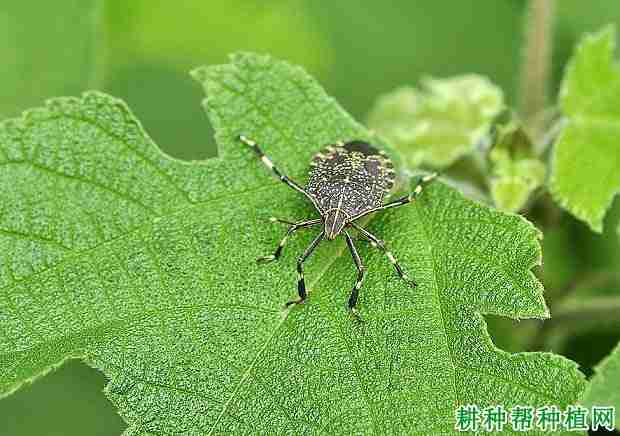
<box><xmin>367</xmin><ymin>75</ymin><xmax>504</xmax><ymax>169</ymax></box>
<box><xmin>1</xmin><ymin>1</ymin><xmax>620</xmax><ymax>434</ymax></box>
<box><xmin>1</xmin><ymin>361</ymin><xmax>124</xmax><ymax>435</ymax></box>
<box><xmin>550</xmin><ymin>26</ymin><xmax>620</xmax><ymax>233</ymax></box>
<box><xmin>489</xmin><ymin>122</ymin><xmax>546</xmax><ymax>212</ymax></box>
<box><xmin>0</xmin><ymin>0</ymin><xmax>105</xmax><ymax>118</ymax></box>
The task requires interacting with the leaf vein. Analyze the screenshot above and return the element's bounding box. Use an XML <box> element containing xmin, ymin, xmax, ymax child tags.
<box><xmin>0</xmin><ymin>228</ymin><xmax>72</xmax><ymax>252</ymax></box>
<box><xmin>0</xmin><ymin>160</ymin><xmax>159</xmax><ymax>216</ymax></box>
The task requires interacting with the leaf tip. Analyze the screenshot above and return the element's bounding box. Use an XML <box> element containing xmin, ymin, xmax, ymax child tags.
<box><xmin>189</xmin><ymin>66</ymin><xmax>207</xmax><ymax>83</ymax></box>
<box><xmin>549</xmin><ymin>174</ymin><xmax>605</xmax><ymax>233</ymax></box>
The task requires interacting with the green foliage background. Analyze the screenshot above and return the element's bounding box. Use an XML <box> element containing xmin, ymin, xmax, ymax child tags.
<box><xmin>1</xmin><ymin>1</ymin><xmax>619</xmax><ymax>435</ymax></box>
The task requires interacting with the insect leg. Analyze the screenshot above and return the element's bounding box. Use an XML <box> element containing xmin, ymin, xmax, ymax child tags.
<box><xmin>351</xmin><ymin>173</ymin><xmax>438</xmax><ymax>220</ymax></box>
<box><xmin>350</xmin><ymin>222</ymin><xmax>417</xmax><ymax>287</ymax></box>
<box><xmin>344</xmin><ymin>230</ymin><xmax>366</xmax><ymax>317</ymax></box>
<box><xmin>257</xmin><ymin>218</ymin><xmax>322</xmax><ymax>264</ymax></box>
<box><xmin>286</xmin><ymin>230</ymin><xmax>325</xmax><ymax>307</ymax></box>
<box><xmin>267</xmin><ymin>217</ymin><xmax>297</xmax><ymax>226</ymax></box>
<box><xmin>238</xmin><ymin>135</ymin><xmax>319</xmax><ymax>208</ymax></box>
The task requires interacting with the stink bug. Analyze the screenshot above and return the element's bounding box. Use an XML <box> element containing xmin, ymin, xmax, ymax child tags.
<box><xmin>239</xmin><ymin>135</ymin><xmax>437</xmax><ymax>315</ymax></box>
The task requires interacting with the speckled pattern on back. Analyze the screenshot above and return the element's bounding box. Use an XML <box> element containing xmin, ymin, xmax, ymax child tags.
<box><xmin>306</xmin><ymin>140</ymin><xmax>395</xmax><ymax>218</ymax></box>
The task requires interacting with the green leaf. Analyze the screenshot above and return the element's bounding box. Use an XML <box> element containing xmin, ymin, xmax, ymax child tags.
<box><xmin>0</xmin><ymin>0</ymin><xmax>105</xmax><ymax>118</ymax></box>
<box><xmin>550</xmin><ymin>26</ymin><xmax>620</xmax><ymax>232</ymax></box>
<box><xmin>367</xmin><ymin>75</ymin><xmax>503</xmax><ymax>169</ymax></box>
<box><xmin>489</xmin><ymin>123</ymin><xmax>546</xmax><ymax>212</ymax></box>
<box><xmin>581</xmin><ymin>341</ymin><xmax>620</xmax><ymax>429</ymax></box>
<box><xmin>0</xmin><ymin>53</ymin><xmax>585</xmax><ymax>434</ymax></box>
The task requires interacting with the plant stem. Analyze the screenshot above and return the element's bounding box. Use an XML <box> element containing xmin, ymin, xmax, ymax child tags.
<box><xmin>552</xmin><ymin>296</ymin><xmax>620</xmax><ymax>322</ymax></box>
<box><xmin>519</xmin><ymin>0</ymin><xmax>556</xmax><ymax>132</ymax></box>
<box><xmin>530</xmin><ymin>295</ymin><xmax>620</xmax><ymax>351</ymax></box>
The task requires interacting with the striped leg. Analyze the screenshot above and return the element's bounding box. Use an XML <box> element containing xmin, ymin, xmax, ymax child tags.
<box><xmin>344</xmin><ymin>230</ymin><xmax>366</xmax><ymax>317</ymax></box>
<box><xmin>286</xmin><ymin>231</ymin><xmax>325</xmax><ymax>307</ymax></box>
<box><xmin>239</xmin><ymin>135</ymin><xmax>319</xmax><ymax>208</ymax></box>
<box><xmin>257</xmin><ymin>218</ymin><xmax>322</xmax><ymax>264</ymax></box>
<box><xmin>267</xmin><ymin>217</ymin><xmax>297</xmax><ymax>226</ymax></box>
<box><xmin>351</xmin><ymin>173</ymin><xmax>438</xmax><ymax>221</ymax></box>
<box><xmin>350</xmin><ymin>223</ymin><xmax>417</xmax><ymax>287</ymax></box>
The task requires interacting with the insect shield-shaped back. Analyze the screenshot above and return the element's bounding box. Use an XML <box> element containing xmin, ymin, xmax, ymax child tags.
<box><xmin>306</xmin><ymin>140</ymin><xmax>396</xmax><ymax>226</ymax></box>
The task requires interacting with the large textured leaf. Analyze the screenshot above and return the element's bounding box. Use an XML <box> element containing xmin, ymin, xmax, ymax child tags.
<box><xmin>550</xmin><ymin>26</ymin><xmax>620</xmax><ymax>232</ymax></box>
<box><xmin>367</xmin><ymin>75</ymin><xmax>503</xmax><ymax>169</ymax></box>
<box><xmin>581</xmin><ymin>341</ymin><xmax>620</xmax><ymax>429</ymax></box>
<box><xmin>0</xmin><ymin>53</ymin><xmax>585</xmax><ymax>434</ymax></box>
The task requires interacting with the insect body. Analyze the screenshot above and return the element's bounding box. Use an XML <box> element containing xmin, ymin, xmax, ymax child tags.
<box><xmin>239</xmin><ymin>135</ymin><xmax>437</xmax><ymax>315</ymax></box>
<box><xmin>306</xmin><ymin>140</ymin><xmax>394</xmax><ymax>240</ymax></box>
